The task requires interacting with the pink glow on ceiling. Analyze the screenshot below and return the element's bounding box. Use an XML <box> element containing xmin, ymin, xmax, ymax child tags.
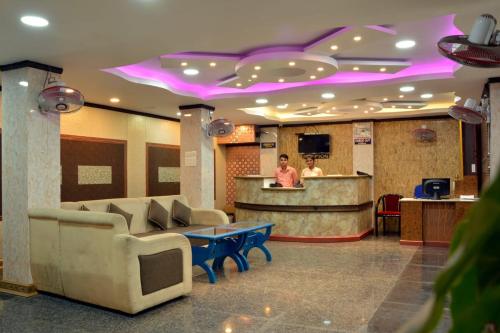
<box><xmin>103</xmin><ymin>15</ymin><xmax>463</xmax><ymax>100</ymax></box>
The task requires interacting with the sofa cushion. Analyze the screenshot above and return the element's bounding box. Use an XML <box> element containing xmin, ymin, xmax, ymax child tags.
<box><xmin>61</xmin><ymin>202</ymin><xmax>81</xmax><ymax>211</ymax></box>
<box><xmin>147</xmin><ymin>195</ymin><xmax>189</xmax><ymax>229</ymax></box>
<box><xmin>109</xmin><ymin>203</ymin><xmax>133</xmax><ymax>230</ymax></box>
<box><xmin>148</xmin><ymin>199</ymin><xmax>169</xmax><ymax>230</ymax></box>
<box><xmin>80</xmin><ymin>205</ymin><xmax>90</xmax><ymax>211</ymax></box>
<box><xmin>108</xmin><ymin>199</ymin><xmax>151</xmax><ymax>234</ymax></box>
<box><xmin>78</xmin><ymin>200</ymin><xmax>110</xmax><ymax>213</ymax></box>
<box><xmin>172</xmin><ymin>200</ymin><xmax>191</xmax><ymax>227</ymax></box>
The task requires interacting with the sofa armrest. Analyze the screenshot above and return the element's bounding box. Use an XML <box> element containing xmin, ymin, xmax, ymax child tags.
<box><xmin>190</xmin><ymin>208</ymin><xmax>230</xmax><ymax>226</ymax></box>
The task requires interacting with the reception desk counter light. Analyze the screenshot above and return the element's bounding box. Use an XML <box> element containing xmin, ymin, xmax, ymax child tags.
<box><xmin>234</xmin><ymin>175</ymin><xmax>373</xmax><ymax>242</ymax></box>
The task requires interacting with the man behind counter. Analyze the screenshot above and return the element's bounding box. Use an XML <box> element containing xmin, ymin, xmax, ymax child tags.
<box><xmin>274</xmin><ymin>153</ymin><xmax>298</xmax><ymax>187</ymax></box>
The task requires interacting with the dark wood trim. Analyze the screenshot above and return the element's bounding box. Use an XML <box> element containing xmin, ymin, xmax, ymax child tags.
<box><xmin>61</xmin><ymin>134</ymin><xmax>128</xmax><ymax>197</ymax></box>
<box><xmin>234</xmin><ymin>201</ymin><xmax>373</xmax><ymax>212</ymax></box>
<box><xmin>145</xmin><ymin>142</ymin><xmax>180</xmax><ymax>196</ymax></box>
<box><xmin>487</xmin><ymin>77</ymin><xmax>500</xmax><ymax>84</ymax></box>
<box><xmin>423</xmin><ymin>241</ymin><xmax>450</xmax><ymax>247</ymax></box>
<box><xmin>399</xmin><ymin>240</ymin><xmax>424</xmax><ymax>246</ymax></box>
<box><xmin>0</xmin><ymin>60</ymin><xmax>63</xmax><ymax>74</ymax></box>
<box><xmin>269</xmin><ymin>228</ymin><xmax>373</xmax><ymax>243</ymax></box>
<box><xmin>0</xmin><ymin>279</ymin><xmax>37</xmax><ymax>297</ymax></box>
<box><xmin>179</xmin><ymin>104</ymin><xmax>215</xmax><ymax>111</ymax></box>
<box><xmin>84</xmin><ymin>102</ymin><xmax>180</xmax><ymax>122</ymax></box>
<box><xmin>224</xmin><ymin>142</ymin><xmax>261</xmax><ymax>147</ymax></box>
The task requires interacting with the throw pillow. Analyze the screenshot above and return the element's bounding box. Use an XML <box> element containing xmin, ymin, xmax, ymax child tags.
<box><xmin>172</xmin><ymin>200</ymin><xmax>191</xmax><ymax>227</ymax></box>
<box><xmin>109</xmin><ymin>203</ymin><xmax>133</xmax><ymax>230</ymax></box>
<box><xmin>148</xmin><ymin>199</ymin><xmax>169</xmax><ymax>230</ymax></box>
<box><xmin>80</xmin><ymin>205</ymin><xmax>90</xmax><ymax>211</ymax></box>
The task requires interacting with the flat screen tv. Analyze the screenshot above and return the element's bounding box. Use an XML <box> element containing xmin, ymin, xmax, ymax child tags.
<box><xmin>298</xmin><ymin>134</ymin><xmax>330</xmax><ymax>154</ymax></box>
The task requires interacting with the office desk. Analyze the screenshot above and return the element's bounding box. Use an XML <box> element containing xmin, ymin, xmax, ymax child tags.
<box><xmin>400</xmin><ymin>198</ymin><xmax>478</xmax><ymax>246</ymax></box>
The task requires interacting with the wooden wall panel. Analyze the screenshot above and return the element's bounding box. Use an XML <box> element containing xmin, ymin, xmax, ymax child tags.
<box><xmin>401</xmin><ymin>201</ymin><xmax>422</xmax><ymax>241</ymax></box>
<box><xmin>278</xmin><ymin>123</ymin><xmax>353</xmax><ymax>175</ymax></box>
<box><xmin>61</xmin><ymin>135</ymin><xmax>126</xmax><ymax>202</ymax></box>
<box><xmin>374</xmin><ymin>119</ymin><xmax>461</xmax><ymax>201</ymax></box>
<box><xmin>146</xmin><ymin>143</ymin><xmax>180</xmax><ymax>196</ymax></box>
<box><xmin>422</xmin><ymin>202</ymin><xmax>455</xmax><ymax>242</ymax></box>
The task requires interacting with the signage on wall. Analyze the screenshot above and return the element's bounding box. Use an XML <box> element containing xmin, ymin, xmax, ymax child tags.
<box><xmin>260</xmin><ymin>142</ymin><xmax>276</xmax><ymax>149</ymax></box>
<box><xmin>353</xmin><ymin>123</ymin><xmax>372</xmax><ymax>145</ymax></box>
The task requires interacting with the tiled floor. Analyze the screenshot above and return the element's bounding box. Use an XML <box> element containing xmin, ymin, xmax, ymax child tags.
<box><xmin>0</xmin><ymin>237</ymin><xmax>451</xmax><ymax>333</ymax></box>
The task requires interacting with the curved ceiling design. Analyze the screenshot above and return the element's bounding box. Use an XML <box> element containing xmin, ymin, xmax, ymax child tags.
<box><xmin>103</xmin><ymin>15</ymin><xmax>462</xmax><ymax>101</ymax></box>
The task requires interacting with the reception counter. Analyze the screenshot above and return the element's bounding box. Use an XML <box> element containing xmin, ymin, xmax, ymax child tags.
<box><xmin>234</xmin><ymin>175</ymin><xmax>373</xmax><ymax>242</ymax></box>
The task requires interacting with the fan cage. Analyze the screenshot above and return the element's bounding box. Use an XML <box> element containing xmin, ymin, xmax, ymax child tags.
<box><xmin>438</xmin><ymin>35</ymin><xmax>500</xmax><ymax>68</ymax></box>
<box><xmin>38</xmin><ymin>85</ymin><xmax>84</xmax><ymax>113</ymax></box>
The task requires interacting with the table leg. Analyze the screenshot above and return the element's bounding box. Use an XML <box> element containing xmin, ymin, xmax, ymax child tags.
<box><xmin>198</xmin><ymin>262</ymin><xmax>217</xmax><ymax>284</ymax></box>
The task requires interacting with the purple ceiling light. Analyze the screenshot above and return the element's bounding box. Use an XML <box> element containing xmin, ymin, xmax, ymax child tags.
<box><xmin>103</xmin><ymin>15</ymin><xmax>462</xmax><ymax>100</ymax></box>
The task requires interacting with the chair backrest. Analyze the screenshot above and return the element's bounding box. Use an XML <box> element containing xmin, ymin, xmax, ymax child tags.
<box><xmin>376</xmin><ymin>194</ymin><xmax>403</xmax><ymax>212</ymax></box>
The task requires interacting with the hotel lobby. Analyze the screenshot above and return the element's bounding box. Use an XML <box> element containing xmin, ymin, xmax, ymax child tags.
<box><xmin>1</xmin><ymin>1</ymin><xmax>500</xmax><ymax>332</ymax></box>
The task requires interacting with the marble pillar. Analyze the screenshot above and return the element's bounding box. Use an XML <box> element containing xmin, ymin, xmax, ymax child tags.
<box><xmin>259</xmin><ymin>126</ymin><xmax>279</xmax><ymax>176</ymax></box>
<box><xmin>490</xmin><ymin>82</ymin><xmax>500</xmax><ymax>180</ymax></box>
<box><xmin>179</xmin><ymin>106</ymin><xmax>214</xmax><ymax>208</ymax></box>
<box><xmin>1</xmin><ymin>66</ymin><xmax>61</xmax><ymax>285</ymax></box>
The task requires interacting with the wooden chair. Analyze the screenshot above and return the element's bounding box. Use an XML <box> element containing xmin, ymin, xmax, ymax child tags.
<box><xmin>374</xmin><ymin>194</ymin><xmax>403</xmax><ymax>236</ymax></box>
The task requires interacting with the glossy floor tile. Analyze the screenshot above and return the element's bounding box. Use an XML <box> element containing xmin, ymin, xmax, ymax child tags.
<box><xmin>0</xmin><ymin>237</ymin><xmax>451</xmax><ymax>333</ymax></box>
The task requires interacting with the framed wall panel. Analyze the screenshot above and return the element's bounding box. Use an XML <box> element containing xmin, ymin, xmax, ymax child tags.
<box><xmin>146</xmin><ymin>143</ymin><xmax>180</xmax><ymax>196</ymax></box>
<box><xmin>61</xmin><ymin>135</ymin><xmax>127</xmax><ymax>202</ymax></box>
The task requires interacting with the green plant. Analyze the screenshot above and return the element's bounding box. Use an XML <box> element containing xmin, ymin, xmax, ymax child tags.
<box><xmin>399</xmin><ymin>174</ymin><xmax>500</xmax><ymax>333</ymax></box>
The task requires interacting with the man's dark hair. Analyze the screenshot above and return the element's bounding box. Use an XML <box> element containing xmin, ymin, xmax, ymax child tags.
<box><xmin>279</xmin><ymin>154</ymin><xmax>289</xmax><ymax>160</ymax></box>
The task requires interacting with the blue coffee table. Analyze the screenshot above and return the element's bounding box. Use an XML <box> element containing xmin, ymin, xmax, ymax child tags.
<box><xmin>183</xmin><ymin>221</ymin><xmax>274</xmax><ymax>283</ymax></box>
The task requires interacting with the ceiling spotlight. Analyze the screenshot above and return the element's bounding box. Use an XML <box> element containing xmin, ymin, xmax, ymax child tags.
<box><xmin>183</xmin><ymin>68</ymin><xmax>199</xmax><ymax>76</ymax></box>
<box><xmin>209</xmin><ymin>62</ymin><xmax>217</xmax><ymax>67</ymax></box>
<box><xmin>420</xmin><ymin>93</ymin><xmax>433</xmax><ymax>99</ymax></box>
<box><xmin>383</xmin><ymin>97</ymin><xmax>388</xmax><ymax>101</ymax></box>
<box><xmin>369</xmin><ymin>107</ymin><xmax>374</xmax><ymax>111</ymax></box>
<box><xmin>181</xmin><ymin>62</ymin><xmax>188</xmax><ymax>67</ymax></box>
<box><xmin>392</xmin><ymin>105</ymin><xmax>396</xmax><ymax>108</ymax></box>
<box><xmin>380</xmin><ymin>67</ymin><xmax>387</xmax><ymax>72</ymax></box>
<box><xmin>110</xmin><ymin>97</ymin><xmax>120</xmax><ymax>103</ymax></box>
<box><xmin>302</xmin><ymin>103</ymin><xmax>307</xmax><ymax>107</ymax></box>
<box><xmin>408</xmin><ymin>106</ymin><xmax>412</xmax><ymax>109</ymax></box>
<box><xmin>277</xmin><ymin>104</ymin><xmax>288</xmax><ymax>109</ymax></box>
<box><xmin>326</xmin><ymin>110</ymin><xmax>331</xmax><ymax>113</ymax></box>
<box><xmin>251</xmin><ymin>74</ymin><xmax>258</xmax><ymax>78</ymax></box>
<box><xmin>20</xmin><ymin>15</ymin><xmax>49</xmax><ymax>27</ymax></box>
<box><xmin>310</xmin><ymin>75</ymin><xmax>316</xmax><ymax>79</ymax></box>
<box><xmin>330</xmin><ymin>45</ymin><xmax>339</xmax><ymax>51</ymax></box>
<box><xmin>307</xmin><ymin>112</ymin><xmax>311</xmax><ymax>116</ymax></box>
<box><xmin>278</xmin><ymin>78</ymin><xmax>285</xmax><ymax>83</ymax></box>
<box><xmin>18</xmin><ymin>81</ymin><xmax>29</xmax><ymax>87</ymax></box>
<box><xmin>248</xmin><ymin>79</ymin><xmax>252</xmax><ymax>82</ymax></box>
<box><xmin>400</xmin><ymin>86</ymin><xmax>415</xmax><ymax>92</ymax></box>
<box><xmin>353</xmin><ymin>36</ymin><xmax>362</xmax><ymax>42</ymax></box>
<box><xmin>317</xmin><ymin>67</ymin><xmax>324</xmax><ymax>72</ymax></box>
<box><xmin>353</xmin><ymin>67</ymin><xmax>359</xmax><ymax>71</ymax></box>
<box><xmin>321</xmin><ymin>92</ymin><xmax>335</xmax><ymax>99</ymax></box>
<box><xmin>184</xmin><ymin>113</ymin><xmax>192</xmax><ymax>117</ymax></box>
<box><xmin>331</xmin><ymin>107</ymin><xmax>336</xmax><ymax>110</ymax></box>
<box><xmin>395</xmin><ymin>40</ymin><xmax>416</xmax><ymax>49</ymax></box>
<box><xmin>256</xmin><ymin>98</ymin><xmax>268</xmax><ymax>104</ymax></box>
<box><xmin>254</xmin><ymin>65</ymin><xmax>261</xmax><ymax>70</ymax></box>
<box><xmin>176</xmin><ymin>112</ymin><xmax>182</xmax><ymax>116</ymax></box>
<box><xmin>399</xmin><ymin>95</ymin><xmax>404</xmax><ymax>98</ymax></box>
<box><xmin>364</xmin><ymin>110</ymin><xmax>369</xmax><ymax>114</ymax></box>
<box><xmin>353</xmin><ymin>105</ymin><xmax>359</xmax><ymax>109</ymax></box>
<box><xmin>288</xmin><ymin>61</ymin><xmax>296</xmax><ymax>66</ymax></box>
<box><xmin>236</xmin><ymin>83</ymin><xmax>242</xmax><ymax>87</ymax></box>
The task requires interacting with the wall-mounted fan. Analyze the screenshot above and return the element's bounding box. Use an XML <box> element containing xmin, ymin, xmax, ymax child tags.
<box><xmin>448</xmin><ymin>98</ymin><xmax>489</xmax><ymax>124</ymax></box>
<box><xmin>438</xmin><ymin>14</ymin><xmax>500</xmax><ymax>67</ymax></box>
<box><xmin>413</xmin><ymin>125</ymin><xmax>436</xmax><ymax>142</ymax></box>
<box><xmin>38</xmin><ymin>78</ymin><xmax>84</xmax><ymax>113</ymax></box>
<box><xmin>207</xmin><ymin>118</ymin><xmax>235</xmax><ymax>137</ymax></box>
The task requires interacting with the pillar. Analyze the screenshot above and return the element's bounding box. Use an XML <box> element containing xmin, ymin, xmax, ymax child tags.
<box><xmin>259</xmin><ymin>126</ymin><xmax>279</xmax><ymax>176</ymax></box>
<box><xmin>1</xmin><ymin>62</ymin><xmax>62</xmax><ymax>287</ymax></box>
<box><xmin>490</xmin><ymin>82</ymin><xmax>500</xmax><ymax>180</ymax></box>
<box><xmin>179</xmin><ymin>104</ymin><xmax>214</xmax><ymax>208</ymax></box>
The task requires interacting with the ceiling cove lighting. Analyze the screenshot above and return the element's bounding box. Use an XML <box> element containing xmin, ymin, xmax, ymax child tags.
<box><xmin>110</xmin><ymin>97</ymin><xmax>120</xmax><ymax>103</ymax></box>
<box><xmin>183</xmin><ymin>68</ymin><xmax>199</xmax><ymax>76</ymax></box>
<box><xmin>19</xmin><ymin>81</ymin><xmax>29</xmax><ymax>87</ymax></box>
<box><xmin>420</xmin><ymin>93</ymin><xmax>433</xmax><ymax>99</ymax></box>
<box><xmin>20</xmin><ymin>15</ymin><xmax>49</xmax><ymax>27</ymax></box>
<box><xmin>256</xmin><ymin>98</ymin><xmax>268</xmax><ymax>104</ymax></box>
<box><xmin>321</xmin><ymin>92</ymin><xmax>335</xmax><ymax>99</ymax></box>
<box><xmin>395</xmin><ymin>40</ymin><xmax>416</xmax><ymax>49</ymax></box>
<box><xmin>399</xmin><ymin>86</ymin><xmax>415</xmax><ymax>92</ymax></box>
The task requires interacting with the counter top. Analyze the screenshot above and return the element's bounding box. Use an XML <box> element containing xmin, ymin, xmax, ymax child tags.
<box><xmin>235</xmin><ymin>175</ymin><xmax>371</xmax><ymax>179</ymax></box>
<box><xmin>261</xmin><ymin>187</ymin><xmax>306</xmax><ymax>191</ymax></box>
<box><xmin>400</xmin><ymin>197</ymin><xmax>479</xmax><ymax>203</ymax></box>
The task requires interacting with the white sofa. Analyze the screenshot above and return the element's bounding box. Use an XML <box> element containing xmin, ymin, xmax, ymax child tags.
<box><xmin>28</xmin><ymin>195</ymin><xmax>229</xmax><ymax>314</ymax></box>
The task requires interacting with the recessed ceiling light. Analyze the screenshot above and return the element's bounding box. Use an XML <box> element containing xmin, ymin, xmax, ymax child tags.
<box><xmin>399</xmin><ymin>95</ymin><xmax>404</xmax><ymax>98</ymax></box>
<box><xmin>288</xmin><ymin>61</ymin><xmax>296</xmax><ymax>66</ymax></box>
<box><xmin>256</xmin><ymin>98</ymin><xmax>268</xmax><ymax>104</ymax></box>
<box><xmin>20</xmin><ymin>15</ymin><xmax>49</xmax><ymax>27</ymax></box>
<box><xmin>302</xmin><ymin>103</ymin><xmax>307</xmax><ymax>107</ymax></box>
<box><xmin>330</xmin><ymin>45</ymin><xmax>338</xmax><ymax>51</ymax></box>
<box><xmin>176</xmin><ymin>112</ymin><xmax>182</xmax><ymax>116</ymax></box>
<box><xmin>277</xmin><ymin>104</ymin><xmax>288</xmax><ymax>109</ymax></box>
<box><xmin>326</xmin><ymin>110</ymin><xmax>331</xmax><ymax>113</ymax></box>
<box><xmin>251</xmin><ymin>74</ymin><xmax>258</xmax><ymax>79</ymax></box>
<box><xmin>379</xmin><ymin>67</ymin><xmax>386</xmax><ymax>72</ymax></box>
<box><xmin>364</xmin><ymin>110</ymin><xmax>369</xmax><ymax>114</ymax></box>
<box><xmin>400</xmin><ymin>86</ymin><xmax>415</xmax><ymax>92</ymax></box>
<box><xmin>183</xmin><ymin>68</ymin><xmax>199</xmax><ymax>76</ymax></box>
<box><xmin>181</xmin><ymin>62</ymin><xmax>188</xmax><ymax>67</ymax></box>
<box><xmin>383</xmin><ymin>97</ymin><xmax>388</xmax><ymax>101</ymax></box>
<box><xmin>331</xmin><ymin>107</ymin><xmax>336</xmax><ymax>110</ymax></box>
<box><xmin>307</xmin><ymin>112</ymin><xmax>311</xmax><ymax>116</ymax></box>
<box><xmin>254</xmin><ymin>65</ymin><xmax>261</xmax><ymax>70</ymax></box>
<box><xmin>420</xmin><ymin>93</ymin><xmax>433</xmax><ymax>99</ymax></box>
<box><xmin>392</xmin><ymin>105</ymin><xmax>396</xmax><ymax>108</ymax></box>
<box><xmin>353</xmin><ymin>67</ymin><xmax>359</xmax><ymax>71</ymax></box>
<box><xmin>278</xmin><ymin>78</ymin><xmax>285</xmax><ymax>83</ymax></box>
<box><xmin>353</xmin><ymin>105</ymin><xmax>359</xmax><ymax>109</ymax></box>
<box><xmin>408</xmin><ymin>106</ymin><xmax>412</xmax><ymax>109</ymax></box>
<box><xmin>184</xmin><ymin>113</ymin><xmax>192</xmax><ymax>117</ymax></box>
<box><xmin>209</xmin><ymin>62</ymin><xmax>217</xmax><ymax>67</ymax></box>
<box><xmin>353</xmin><ymin>36</ymin><xmax>362</xmax><ymax>42</ymax></box>
<box><xmin>321</xmin><ymin>92</ymin><xmax>335</xmax><ymax>99</ymax></box>
<box><xmin>18</xmin><ymin>81</ymin><xmax>29</xmax><ymax>87</ymax></box>
<box><xmin>248</xmin><ymin>79</ymin><xmax>252</xmax><ymax>82</ymax></box>
<box><xmin>395</xmin><ymin>40</ymin><xmax>416</xmax><ymax>49</ymax></box>
<box><xmin>310</xmin><ymin>75</ymin><xmax>316</xmax><ymax>79</ymax></box>
<box><xmin>317</xmin><ymin>67</ymin><xmax>324</xmax><ymax>72</ymax></box>
<box><xmin>236</xmin><ymin>83</ymin><xmax>242</xmax><ymax>87</ymax></box>
<box><xmin>110</xmin><ymin>97</ymin><xmax>120</xmax><ymax>103</ymax></box>
<box><xmin>369</xmin><ymin>107</ymin><xmax>374</xmax><ymax>111</ymax></box>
